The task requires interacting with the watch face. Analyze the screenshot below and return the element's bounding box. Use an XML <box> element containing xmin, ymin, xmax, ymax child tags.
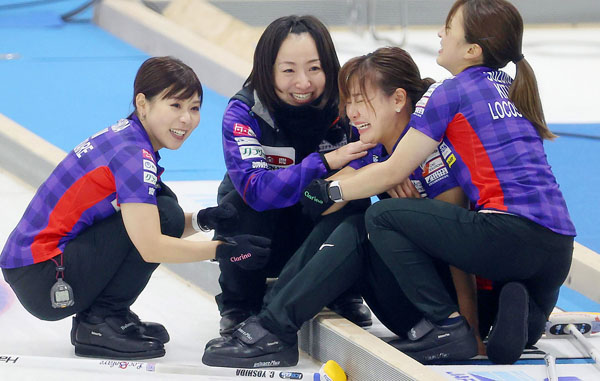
<box><xmin>329</xmin><ymin>185</ymin><xmax>342</xmax><ymax>201</ymax></box>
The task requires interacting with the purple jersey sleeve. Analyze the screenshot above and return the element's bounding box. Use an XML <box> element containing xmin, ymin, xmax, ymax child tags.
<box><xmin>109</xmin><ymin>146</ymin><xmax>158</xmax><ymax>205</ymax></box>
<box><xmin>410</xmin><ymin>80</ymin><xmax>458</xmax><ymax>141</ymax></box>
<box><xmin>222</xmin><ymin>100</ymin><xmax>328</xmax><ymax>211</ymax></box>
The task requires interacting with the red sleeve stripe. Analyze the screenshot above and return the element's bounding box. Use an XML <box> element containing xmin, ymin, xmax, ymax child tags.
<box><xmin>242</xmin><ymin>173</ymin><xmax>257</xmax><ymax>204</ymax></box>
<box><xmin>31</xmin><ymin>166</ymin><xmax>116</xmax><ymax>263</ymax></box>
<box><xmin>445</xmin><ymin>113</ymin><xmax>507</xmax><ymax>211</ymax></box>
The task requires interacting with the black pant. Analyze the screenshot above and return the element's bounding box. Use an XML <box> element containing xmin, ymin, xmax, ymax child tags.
<box><xmin>214</xmin><ymin>189</ymin><xmax>369</xmax><ymax>314</ymax></box>
<box><xmin>258</xmin><ymin>213</ymin><xmax>455</xmax><ymax>344</ymax></box>
<box><xmin>2</xmin><ymin>191</ymin><xmax>184</xmax><ymax>321</ymax></box>
<box><xmin>365</xmin><ymin>198</ymin><xmax>573</xmax><ymax>341</ymax></box>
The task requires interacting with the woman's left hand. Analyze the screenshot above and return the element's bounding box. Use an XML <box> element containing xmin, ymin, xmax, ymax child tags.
<box><xmin>387</xmin><ymin>178</ymin><xmax>421</xmax><ymax>199</ymax></box>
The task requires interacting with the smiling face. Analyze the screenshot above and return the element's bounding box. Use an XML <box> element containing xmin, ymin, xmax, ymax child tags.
<box><xmin>137</xmin><ymin>89</ymin><xmax>201</xmax><ymax>151</ymax></box>
<box><xmin>345</xmin><ymin>78</ymin><xmax>404</xmax><ymax>151</ymax></box>
<box><xmin>273</xmin><ymin>32</ymin><xmax>326</xmax><ymax>106</ymax></box>
<box><xmin>436</xmin><ymin>6</ymin><xmax>475</xmax><ymax>75</ymax></box>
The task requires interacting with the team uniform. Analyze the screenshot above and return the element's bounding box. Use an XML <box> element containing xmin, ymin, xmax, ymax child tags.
<box><xmin>257</xmin><ymin>139</ymin><xmax>464</xmax><ymax>344</ymax></box>
<box><xmin>365</xmin><ymin>66</ymin><xmax>576</xmax><ymax>343</ymax></box>
<box><xmin>213</xmin><ymin>87</ymin><xmax>360</xmax><ymax>317</ymax></box>
<box><xmin>1</xmin><ymin>116</ymin><xmax>184</xmax><ymax>321</ymax></box>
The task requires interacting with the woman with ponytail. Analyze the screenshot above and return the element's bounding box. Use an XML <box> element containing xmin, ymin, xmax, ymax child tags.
<box><xmin>203</xmin><ymin>46</ymin><xmax>486</xmax><ymax>369</ymax></box>
<box><xmin>301</xmin><ymin>0</ymin><xmax>575</xmax><ymax>365</ymax></box>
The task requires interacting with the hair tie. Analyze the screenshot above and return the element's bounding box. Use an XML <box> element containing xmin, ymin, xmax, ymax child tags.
<box><xmin>513</xmin><ymin>54</ymin><xmax>524</xmax><ymax>63</ymax></box>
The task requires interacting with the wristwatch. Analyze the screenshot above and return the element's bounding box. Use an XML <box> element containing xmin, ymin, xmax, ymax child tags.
<box><xmin>328</xmin><ymin>181</ymin><xmax>344</xmax><ymax>203</ymax></box>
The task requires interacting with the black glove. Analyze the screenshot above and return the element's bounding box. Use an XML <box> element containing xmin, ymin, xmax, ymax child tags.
<box><xmin>300</xmin><ymin>178</ymin><xmax>335</xmax><ymax>220</ymax></box>
<box><xmin>215</xmin><ymin>234</ymin><xmax>271</xmax><ymax>270</ymax></box>
<box><xmin>196</xmin><ymin>203</ymin><xmax>239</xmax><ymax>233</ymax></box>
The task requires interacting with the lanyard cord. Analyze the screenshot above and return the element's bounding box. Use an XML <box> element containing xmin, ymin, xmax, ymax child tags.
<box><xmin>49</xmin><ymin>253</ymin><xmax>65</xmax><ymax>280</ymax></box>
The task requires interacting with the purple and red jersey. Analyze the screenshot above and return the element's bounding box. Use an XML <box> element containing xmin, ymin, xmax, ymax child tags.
<box><xmin>222</xmin><ymin>99</ymin><xmax>348</xmax><ymax>211</ymax></box>
<box><xmin>0</xmin><ymin>116</ymin><xmax>163</xmax><ymax>268</ymax></box>
<box><xmin>410</xmin><ymin>65</ymin><xmax>575</xmax><ymax>236</ymax></box>
<box><xmin>349</xmin><ymin>135</ymin><xmax>458</xmax><ymax>200</ymax></box>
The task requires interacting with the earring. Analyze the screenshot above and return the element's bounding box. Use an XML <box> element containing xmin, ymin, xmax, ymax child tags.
<box><xmin>395</xmin><ymin>107</ymin><xmax>402</xmax><ymax>113</ymax></box>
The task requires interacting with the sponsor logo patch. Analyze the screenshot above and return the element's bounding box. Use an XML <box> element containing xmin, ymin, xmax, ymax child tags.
<box><xmin>91</xmin><ymin>127</ymin><xmax>109</xmax><ymax>139</ymax></box>
<box><xmin>416</xmin><ymin>96</ymin><xmax>429</xmax><ymax>108</ymax></box>
<box><xmin>439</xmin><ymin>142</ymin><xmax>452</xmax><ymax>159</ymax></box>
<box><xmin>233</xmin><ymin>123</ymin><xmax>256</xmax><ymax>137</ymax></box>
<box><xmin>142</xmin><ymin>149</ymin><xmax>155</xmax><ymax>162</ymax></box>
<box><xmin>111</xmin><ymin>119</ymin><xmax>130</xmax><ymax>132</ymax></box>
<box><xmin>251</xmin><ymin>161</ymin><xmax>269</xmax><ymax>169</ymax></box>
<box><xmin>446</xmin><ymin>154</ymin><xmax>456</xmax><ymax>168</ymax></box>
<box><xmin>411</xmin><ymin>179</ymin><xmax>426</xmax><ymax>195</ymax></box>
<box><xmin>266</xmin><ymin>155</ymin><xmax>293</xmax><ymax>166</ymax></box>
<box><xmin>143</xmin><ymin>159</ymin><xmax>157</xmax><ymax>173</ymax></box>
<box><xmin>422</xmin><ymin>156</ymin><xmax>444</xmax><ymax>177</ymax></box>
<box><xmin>74</xmin><ymin>139</ymin><xmax>94</xmax><ymax>158</ymax></box>
<box><xmin>425</xmin><ymin>167</ymin><xmax>449</xmax><ymax>186</ymax></box>
<box><xmin>262</xmin><ymin>146</ymin><xmax>295</xmax><ymax>168</ymax></box>
<box><xmin>143</xmin><ymin>171</ymin><xmax>157</xmax><ymax>185</ymax></box>
<box><xmin>239</xmin><ymin>146</ymin><xmax>265</xmax><ymax>160</ymax></box>
<box><xmin>234</xmin><ymin>136</ymin><xmax>260</xmax><ymax>146</ymax></box>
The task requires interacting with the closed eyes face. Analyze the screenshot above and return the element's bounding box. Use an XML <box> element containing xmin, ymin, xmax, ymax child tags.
<box><xmin>139</xmin><ymin>90</ymin><xmax>201</xmax><ymax>151</ymax></box>
<box><xmin>273</xmin><ymin>32</ymin><xmax>326</xmax><ymax>106</ymax></box>
<box><xmin>345</xmin><ymin>79</ymin><xmax>399</xmax><ymax>146</ymax></box>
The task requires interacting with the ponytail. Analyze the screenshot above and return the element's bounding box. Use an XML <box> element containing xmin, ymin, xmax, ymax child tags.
<box><xmin>421</xmin><ymin>77</ymin><xmax>436</xmax><ymax>95</ymax></box>
<box><xmin>451</xmin><ymin>0</ymin><xmax>556</xmax><ymax>140</ymax></box>
<box><xmin>509</xmin><ymin>58</ymin><xmax>556</xmax><ymax>140</ymax></box>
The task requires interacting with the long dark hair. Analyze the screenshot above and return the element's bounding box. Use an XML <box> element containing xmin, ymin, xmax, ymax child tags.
<box><xmin>338</xmin><ymin>46</ymin><xmax>434</xmax><ymax>117</ymax></box>
<box><xmin>447</xmin><ymin>0</ymin><xmax>555</xmax><ymax>139</ymax></box>
<box><xmin>132</xmin><ymin>56</ymin><xmax>203</xmax><ymax>116</ymax></box>
<box><xmin>245</xmin><ymin>15</ymin><xmax>340</xmax><ymax>114</ymax></box>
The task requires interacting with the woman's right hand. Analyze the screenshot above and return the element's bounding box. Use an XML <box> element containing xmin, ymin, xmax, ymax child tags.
<box><xmin>323</xmin><ymin>140</ymin><xmax>375</xmax><ymax>170</ymax></box>
<box><xmin>215</xmin><ymin>234</ymin><xmax>271</xmax><ymax>270</ymax></box>
<box><xmin>387</xmin><ymin>178</ymin><xmax>421</xmax><ymax>199</ymax></box>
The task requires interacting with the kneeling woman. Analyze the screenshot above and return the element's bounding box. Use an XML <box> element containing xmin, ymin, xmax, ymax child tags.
<box><xmin>0</xmin><ymin>57</ymin><xmax>269</xmax><ymax>360</ymax></box>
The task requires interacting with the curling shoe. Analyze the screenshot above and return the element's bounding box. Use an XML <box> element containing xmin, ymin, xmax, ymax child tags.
<box><xmin>202</xmin><ymin>316</ymin><xmax>298</xmax><ymax>368</ymax></box>
<box><xmin>73</xmin><ymin>314</ymin><xmax>165</xmax><ymax>360</ymax></box>
<box><xmin>486</xmin><ymin>282</ymin><xmax>529</xmax><ymax>364</ymax></box>
<box><xmin>219</xmin><ymin>308</ymin><xmax>251</xmax><ymax>336</ymax></box>
<box><xmin>389</xmin><ymin>316</ymin><xmax>478</xmax><ymax>364</ymax></box>
<box><xmin>127</xmin><ymin>310</ymin><xmax>170</xmax><ymax>344</ymax></box>
<box><xmin>71</xmin><ymin>310</ymin><xmax>169</xmax><ymax>345</ymax></box>
<box><xmin>328</xmin><ymin>296</ymin><xmax>372</xmax><ymax>327</ymax></box>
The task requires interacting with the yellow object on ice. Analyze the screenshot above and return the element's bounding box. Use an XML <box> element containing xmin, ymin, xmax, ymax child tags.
<box><xmin>319</xmin><ymin>360</ymin><xmax>347</xmax><ymax>381</ymax></box>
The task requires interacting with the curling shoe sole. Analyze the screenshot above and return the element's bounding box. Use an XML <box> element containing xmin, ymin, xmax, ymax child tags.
<box><xmin>486</xmin><ymin>282</ymin><xmax>529</xmax><ymax>364</ymax></box>
<box><xmin>202</xmin><ymin>343</ymin><xmax>298</xmax><ymax>369</ymax></box>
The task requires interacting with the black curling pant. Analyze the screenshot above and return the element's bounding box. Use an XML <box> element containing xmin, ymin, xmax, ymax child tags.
<box><xmin>2</xmin><ymin>191</ymin><xmax>184</xmax><ymax>321</ymax></box>
<box><xmin>365</xmin><ymin>198</ymin><xmax>574</xmax><ymax>343</ymax></box>
<box><xmin>214</xmin><ymin>189</ymin><xmax>368</xmax><ymax>315</ymax></box>
<box><xmin>258</xmin><ymin>214</ymin><xmax>456</xmax><ymax>344</ymax></box>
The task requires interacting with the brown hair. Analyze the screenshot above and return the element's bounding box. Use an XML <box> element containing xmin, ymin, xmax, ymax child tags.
<box><xmin>132</xmin><ymin>56</ymin><xmax>203</xmax><ymax>115</ymax></box>
<box><xmin>245</xmin><ymin>15</ymin><xmax>340</xmax><ymax>114</ymax></box>
<box><xmin>446</xmin><ymin>0</ymin><xmax>555</xmax><ymax>139</ymax></box>
<box><xmin>338</xmin><ymin>46</ymin><xmax>434</xmax><ymax>117</ymax></box>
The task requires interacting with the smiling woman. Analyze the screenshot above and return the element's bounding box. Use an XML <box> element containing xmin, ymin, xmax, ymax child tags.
<box><xmin>0</xmin><ymin>56</ymin><xmax>271</xmax><ymax>361</ymax></box>
<box><xmin>207</xmin><ymin>15</ymin><xmax>375</xmax><ymax>343</ymax></box>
